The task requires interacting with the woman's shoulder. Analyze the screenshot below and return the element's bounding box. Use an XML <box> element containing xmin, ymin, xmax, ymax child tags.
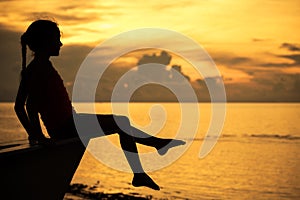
<box><xmin>27</xmin><ymin>58</ymin><xmax>52</xmax><ymax>68</ymax></box>
<box><xmin>24</xmin><ymin>60</ymin><xmax>54</xmax><ymax>82</ymax></box>
<box><xmin>27</xmin><ymin>59</ymin><xmax>52</xmax><ymax>73</ymax></box>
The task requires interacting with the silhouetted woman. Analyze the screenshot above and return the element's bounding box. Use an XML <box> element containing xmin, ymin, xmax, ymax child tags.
<box><xmin>14</xmin><ymin>19</ymin><xmax>185</xmax><ymax>190</ymax></box>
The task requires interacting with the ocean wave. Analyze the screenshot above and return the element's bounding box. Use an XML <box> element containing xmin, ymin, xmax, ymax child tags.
<box><xmin>247</xmin><ymin>134</ymin><xmax>300</xmax><ymax>140</ymax></box>
<box><xmin>182</xmin><ymin>133</ymin><xmax>300</xmax><ymax>141</ymax></box>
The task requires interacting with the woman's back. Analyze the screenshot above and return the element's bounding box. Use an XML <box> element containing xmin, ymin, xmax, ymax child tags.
<box><xmin>25</xmin><ymin>58</ymin><xmax>73</xmax><ymax>131</ymax></box>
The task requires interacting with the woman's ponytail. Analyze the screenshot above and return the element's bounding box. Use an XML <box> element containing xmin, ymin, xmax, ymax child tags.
<box><xmin>20</xmin><ymin>33</ymin><xmax>27</xmax><ymax>78</ymax></box>
<box><xmin>20</xmin><ymin>20</ymin><xmax>59</xmax><ymax>79</ymax></box>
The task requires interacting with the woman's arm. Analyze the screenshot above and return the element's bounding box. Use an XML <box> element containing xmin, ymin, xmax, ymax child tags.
<box><xmin>14</xmin><ymin>77</ymin><xmax>45</xmax><ymax>140</ymax></box>
<box><xmin>26</xmin><ymin>97</ymin><xmax>45</xmax><ymax>139</ymax></box>
<box><xmin>14</xmin><ymin>77</ymin><xmax>31</xmax><ymax>134</ymax></box>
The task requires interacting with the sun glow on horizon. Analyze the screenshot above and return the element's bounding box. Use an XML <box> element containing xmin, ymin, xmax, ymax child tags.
<box><xmin>1</xmin><ymin>0</ymin><xmax>299</xmax><ymax>101</ymax></box>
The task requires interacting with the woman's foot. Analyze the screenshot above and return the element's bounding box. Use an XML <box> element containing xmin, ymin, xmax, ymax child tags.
<box><xmin>132</xmin><ymin>173</ymin><xmax>160</xmax><ymax>190</ymax></box>
<box><xmin>156</xmin><ymin>139</ymin><xmax>186</xmax><ymax>156</ymax></box>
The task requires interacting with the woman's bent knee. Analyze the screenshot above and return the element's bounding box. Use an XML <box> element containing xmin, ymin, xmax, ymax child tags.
<box><xmin>114</xmin><ymin>115</ymin><xmax>130</xmax><ymax>125</ymax></box>
<box><xmin>114</xmin><ymin>115</ymin><xmax>131</xmax><ymax>134</ymax></box>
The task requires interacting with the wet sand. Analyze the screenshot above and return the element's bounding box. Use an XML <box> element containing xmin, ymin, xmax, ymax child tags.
<box><xmin>65</xmin><ymin>183</ymin><xmax>153</xmax><ymax>200</ymax></box>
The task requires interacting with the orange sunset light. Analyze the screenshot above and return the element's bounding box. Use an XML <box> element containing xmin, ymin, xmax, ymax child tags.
<box><xmin>0</xmin><ymin>0</ymin><xmax>299</xmax><ymax>102</ymax></box>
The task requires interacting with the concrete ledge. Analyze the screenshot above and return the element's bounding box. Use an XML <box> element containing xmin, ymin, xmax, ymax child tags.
<box><xmin>0</xmin><ymin>137</ymin><xmax>86</xmax><ymax>200</ymax></box>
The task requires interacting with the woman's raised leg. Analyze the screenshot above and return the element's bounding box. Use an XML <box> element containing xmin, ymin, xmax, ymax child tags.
<box><xmin>129</xmin><ymin>126</ymin><xmax>186</xmax><ymax>155</ymax></box>
<box><xmin>95</xmin><ymin>114</ymin><xmax>160</xmax><ymax>190</ymax></box>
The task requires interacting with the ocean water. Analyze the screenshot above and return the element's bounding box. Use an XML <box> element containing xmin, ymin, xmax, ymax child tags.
<box><xmin>0</xmin><ymin>103</ymin><xmax>299</xmax><ymax>199</ymax></box>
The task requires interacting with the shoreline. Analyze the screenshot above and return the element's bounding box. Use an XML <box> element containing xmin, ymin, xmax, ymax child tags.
<box><xmin>64</xmin><ymin>183</ymin><xmax>153</xmax><ymax>200</ymax></box>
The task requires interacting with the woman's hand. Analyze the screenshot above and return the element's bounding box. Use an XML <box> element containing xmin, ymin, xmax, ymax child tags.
<box><xmin>28</xmin><ymin>135</ymin><xmax>55</xmax><ymax>146</ymax></box>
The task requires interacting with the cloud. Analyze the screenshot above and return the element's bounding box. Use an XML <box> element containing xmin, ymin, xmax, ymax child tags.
<box><xmin>135</xmin><ymin>51</ymin><xmax>191</xmax><ymax>83</ymax></box>
<box><xmin>170</xmin><ymin>65</ymin><xmax>190</xmax><ymax>81</ymax></box>
<box><xmin>210</xmin><ymin>42</ymin><xmax>300</xmax><ymax>70</ymax></box>
<box><xmin>153</xmin><ymin>1</ymin><xmax>195</xmax><ymax>11</ymax></box>
<box><xmin>58</xmin><ymin>5</ymin><xmax>79</xmax><ymax>11</ymax></box>
<box><xmin>94</xmin><ymin>49</ymin><xmax>300</xmax><ymax>102</ymax></box>
<box><xmin>278</xmin><ymin>54</ymin><xmax>300</xmax><ymax>65</ymax></box>
<box><xmin>252</xmin><ymin>38</ymin><xmax>269</xmax><ymax>42</ymax></box>
<box><xmin>58</xmin><ymin>3</ymin><xmax>120</xmax><ymax>12</ymax></box>
<box><xmin>280</xmin><ymin>43</ymin><xmax>300</xmax><ymax>52</ymax></box>
<box><xmin>210</xmin><ymin>43</ymin><xmax>300</xmax><ymax>71</ymax></box>
<box><xmin>253</xmin><ymin>72</ymin><xmax>300</xmax><ymax>95</ymax></box>
<box><xmin>259</xmin><ymin>43</ymin><xmax>300</xmax><ymax>68</ymax></box>
<box><xmin>210</xmin><ymin>52</ymin><xmax>252</xmax><ymax>66</ymax></box>
<box><xmin>223</xmin><ymin>73</ymin><xmax>300</xmax><ymax>102</ymax></box>
<box><xmin>194</xmin><ymin>70</ymin><xmax>300</xmax><ymax>102</ymax></box>
<box><xmin>137</xmin><ymin>51</ymin><xmax>172</xmax><ymax>66</ymax></box>
<box><xmin>261</xmin><ymin>54</ymin><xmax>300</xmax><ymax>67</ymax></box>
<box><xmin>25</xmin><ymin>11</ymin><xmax>98</xmax><ymax>25</ymax></box>
<box><xmin>0</xmin><ymin>21</ymin><xmax>298</xmax><ymax>102</ymax></box>
<box><xmin>95</xmin><ymin>50</ymin><xmax>196</xmax><ymax>102</ymax></box>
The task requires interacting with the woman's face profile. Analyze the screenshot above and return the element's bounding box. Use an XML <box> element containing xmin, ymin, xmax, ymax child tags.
<box><xmin>38</xmin><ymin>28</ymin><xmax>62</xmax><ymax>57</ymax></box>
<box><xmin>47</xmin><ymin>29</ymin><xmax>63</xmax><ymax>56</ymax></box>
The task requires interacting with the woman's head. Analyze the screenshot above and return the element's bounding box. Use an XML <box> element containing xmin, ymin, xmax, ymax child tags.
<box><xmin>21</xmin><ymin>20</ymin><xmax>62</xmax><ymax>56</ymax></box>
<box><xmin>20</xmin><ymin>19</ymin><xmax>63</xmax><ymax>75</ymax></box>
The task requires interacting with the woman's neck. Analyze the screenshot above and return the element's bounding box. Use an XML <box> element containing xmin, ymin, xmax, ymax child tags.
<box><xmin>34</xmin><ymin>53</ymin><xmax>50</xmax><ymax>62</ymax></box>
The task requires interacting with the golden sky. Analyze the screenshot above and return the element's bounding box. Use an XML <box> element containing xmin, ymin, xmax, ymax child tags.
<box><xmin>0</xmin><ymin>0</ymin><xmax>299</xmax><ymax>101</ymax></box>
